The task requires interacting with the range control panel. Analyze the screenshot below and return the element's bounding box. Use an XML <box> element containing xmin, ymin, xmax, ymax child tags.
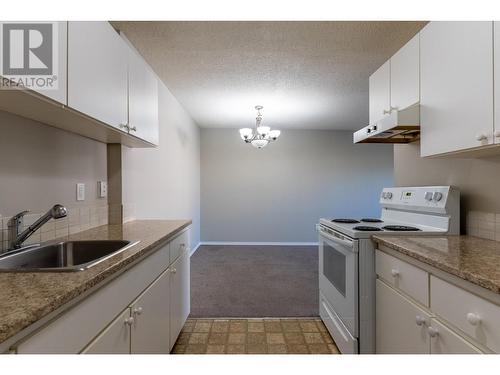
<box><xmin>379</xmin><ymin>186</ymin><xmax>457</xmax><ymax>213</ymax></box>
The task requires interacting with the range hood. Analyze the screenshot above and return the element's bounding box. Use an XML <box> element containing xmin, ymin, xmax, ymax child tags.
<box><xmin>353</xmin><ymin>103</ymin><xmax>420</xmax><ymax>144</ymax></box>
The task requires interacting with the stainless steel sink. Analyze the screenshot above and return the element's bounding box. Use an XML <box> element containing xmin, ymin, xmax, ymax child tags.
<box><xmin>0</xmin><ymin>240</ymin><xmax>139</xmax><ymax>272</ymax></box>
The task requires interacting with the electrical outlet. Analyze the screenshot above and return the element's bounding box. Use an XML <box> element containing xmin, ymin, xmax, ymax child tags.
<box><xmin>76</xmin><ymin>183</ymin><xmax>85</xmax><ymax>201</ymax></box>
<box><xmin>98</xmin><ymin>181</ymin><xmax>108</xmax><ymax>198</ymax></box>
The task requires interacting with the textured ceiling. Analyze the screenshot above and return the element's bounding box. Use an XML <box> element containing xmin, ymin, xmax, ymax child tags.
<box><xmin>112</xmin><ymin>21</ymin><xmax>426</xmax><ymax>130</ymax></box>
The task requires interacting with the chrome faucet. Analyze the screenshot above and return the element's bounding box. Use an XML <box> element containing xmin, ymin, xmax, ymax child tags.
<box><xmin>7</xmin><ymin>204</ymin><xmax>68</xmax><ymax>250</ymax></box>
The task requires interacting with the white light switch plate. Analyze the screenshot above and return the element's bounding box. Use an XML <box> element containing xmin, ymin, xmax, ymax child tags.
<box><xmin>77</xmin><ymin>183</ymin><xmax>85</xmax><ymax>201</ymax></box>
<box><xmin>98</xmin><ymin>181</ymin><xmax>107</xmax><ymax>198</ymax></box>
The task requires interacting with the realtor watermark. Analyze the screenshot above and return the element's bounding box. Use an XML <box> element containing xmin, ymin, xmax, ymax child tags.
<box><xmin>0</xmin><ymin>22</ymin><xmax>59</xmax><ymax>90</ymax></box>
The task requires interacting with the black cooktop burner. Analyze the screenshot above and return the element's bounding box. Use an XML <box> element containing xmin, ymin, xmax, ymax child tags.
<box><xmin>332</xmin><ymin>219</ymin><xmax>360</xmax><ymax>224</ymax></box>
<box><xmin>383</xmin><ymin>225</ymin><xmax>422</xmax><ymax>231</ymax></box>
<box><xmin>361</xmin><ymin>218</ymin><xmax>384</xmax><ymax>223</ymax></box>
<box><xmin>353</xmin><ymin>226</ymin><xmax>383</xmax><ymax>231</ymax></box>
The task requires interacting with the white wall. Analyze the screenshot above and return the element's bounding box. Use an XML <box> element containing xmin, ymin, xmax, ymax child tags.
<box><xmin>201</xmin><ymin>129</ymin><xmax>394</xmax><ymax>243</ymax></box>
<box><xmin>0</xmin><ymin>110</ymin><xmax>107</xmax><ymax>216</ymax></box>
<box><xmin>122</xmin><ymin>82</ymin><xmax>201</xmax><ymax>247</ymax></box>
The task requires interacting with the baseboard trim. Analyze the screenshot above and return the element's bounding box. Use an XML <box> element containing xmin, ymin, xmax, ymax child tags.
<box><xmin>198</xmin><ymin>241</ymin><xmax>319</xmax><ymax>246</ymax></box>
<box><xmin>189</xmin><ymin>242</ymin><xmax>202</xmax><ymax>257</ymax></box>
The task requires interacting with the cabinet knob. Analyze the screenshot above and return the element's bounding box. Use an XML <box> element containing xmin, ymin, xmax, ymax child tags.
<box><xmin>383</xmin><ymin>106</ymin><xmax>398</xmax><ymax>115</ymax></box>
<box><xmin>129</xmin><ymin>126</ymin><xmax>137</xmax><ymax>132</ymax></box>
<box><xmin>415</xmin><ymin>315</ymin><xmax>426</xmax><ymax>326</ymax></box>
<box><xmin>172</xmin><ymin>268</ymin><xmax>177</xmax><ymax>274</ymax></box>
<box><xmin>124</xmin><ymin>317</ymin><xmax>135</xmax><ymax>326</ymax></box>
<box><xmin>133</xmin><ymin>307</ymin><xmax>143</xmax><ymax>316</ymax></box>
<box><xmin>476</xmin><ymin>133</ymin><xmax>488</xmax><ymax>141</ymax></box>
<box><xmin>427</xmin><ymin>326</ymin><xmax>439</xmax><ymax>338</ymax></box>
<box><xmin>391</xmin><ymin>269</ymin><xmax>400</xmax><ymax>277</ymax></box>
<box><xmin>466</xmin><ymin>313</ymin><xmax>481</xmax><ymax>326</ymax></box>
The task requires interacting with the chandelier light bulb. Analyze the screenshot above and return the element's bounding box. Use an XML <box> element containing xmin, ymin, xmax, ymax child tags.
<box><xmin>239</xmin><ymin>128</ymin><xmax>253</xmax><ymax>141</ymax></box>
<box><xmin>251</xmin><ymin>139</ymin><xmax>269</xmax><ymax>149</ymax></box>
<box><xmin>257</xmin><ymin>126</ymin><xmax>270</xmax><ymax>136</ymax></box>
<box><xmin>268</xmin><ymin>129</ymin><xmax>281</xmax><ymax>140</ymax></box>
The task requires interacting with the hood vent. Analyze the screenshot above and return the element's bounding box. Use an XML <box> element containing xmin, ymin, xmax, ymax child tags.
<box><xmin>354</xmin><ymin>103</ymin><xmax>420</xmax><ymax>144</ymax></box>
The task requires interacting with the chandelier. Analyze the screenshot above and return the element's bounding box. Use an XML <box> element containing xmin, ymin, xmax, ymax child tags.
<box><xmin>239</xmin><ymin>105</ymin><xmax>281</xmax><ymax>149</ymax></box>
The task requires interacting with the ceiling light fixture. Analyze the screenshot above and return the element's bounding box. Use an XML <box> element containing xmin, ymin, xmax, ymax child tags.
<box><xmin>239</xmin><ymin>106</ymin><xmax>281</xmax><ymax>149</ymax></box>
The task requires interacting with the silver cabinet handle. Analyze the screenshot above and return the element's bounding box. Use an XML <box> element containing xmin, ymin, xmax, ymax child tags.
<box><xmin>124</xmin><ymin>317</ymin><xmax>134</xmax><ymax>326</ymax></box>
<box><xmin>129</xmin><ymin>126</ymin><xmax>137</xmax><ymax>132</ymax></box>
<box><xmin>172</xmin><ymin>268</ymin><xmax>177</xmax><ymax>274</ymax></box>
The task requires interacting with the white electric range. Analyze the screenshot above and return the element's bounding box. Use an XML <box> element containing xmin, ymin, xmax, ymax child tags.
<box><xmin>317</xmin><ymin>186</ymin><xmax>460</xmax><ymax>354</ymax></box>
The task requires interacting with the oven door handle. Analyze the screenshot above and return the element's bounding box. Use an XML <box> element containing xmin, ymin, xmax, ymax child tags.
<box><xmin>318</xmin><ymin>227</ymin><xmax>355</xmax><ymax>250</ymax></box>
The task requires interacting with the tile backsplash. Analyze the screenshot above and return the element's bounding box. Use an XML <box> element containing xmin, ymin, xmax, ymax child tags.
<box><xmin>466</xmin><ymin>211</ymin><xmax>500</xmax><ymax>241</ymax></box>
<box><xmin>0</xmin><ymin>204</ymin><xmax>108</xmax><ymax>252</ymax></box>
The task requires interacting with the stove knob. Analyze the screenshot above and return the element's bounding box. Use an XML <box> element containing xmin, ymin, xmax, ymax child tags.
<box><xmin>386</xmin><ymin>192</ymin><xmax>393</xmax><ymax>199</ymax></box>
<box><xmin>381</xmin><ymin>192</ymin><xmax>387</xmax><ymax>199</ymax></box>
<box><xmin>433</xmin><ymin>192</ymin><xmax>443</xmax><ymax>202</ymax></box>
<box><xmin>424</xmin><ymin>191</ymin><xmax>433</xmax><ymax>201</ymax></box>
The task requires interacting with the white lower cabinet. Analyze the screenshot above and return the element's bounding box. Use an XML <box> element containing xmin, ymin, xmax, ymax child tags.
<box><xmin>169</xmin><ymin>249</ymin><xmax>190</xmax><ymax>350</ymax></box>
<box><xmin>82</xmin><ymin>309</ymin><xmax>131</xmax><ymax>354</ymax></box>
<box><xmin>14</xmin><ymin>228</ymin><xmax>190</xmax><ymax>354</ymax></box>
<box><xmin>429</xmin><ymin>318</ymin><xmax>482</xmax><ymax>354</ymax></box>
<box><xmin>131</xmin><ymin>269</ymin><xmax>171</xmax><ymax>354</ymax></box>
<box><xmin>375</xmin><ymin>248</ymin><xmax>489</xmax><ymax>354</ymax></box>
<box><xmin>376</xmin><ymin>279</ymin><xmax>431</xmax><ymax>354</ymax></box>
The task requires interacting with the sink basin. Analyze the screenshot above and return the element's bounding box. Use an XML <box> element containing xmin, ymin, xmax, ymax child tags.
<box><xmin>0</xmin><ymin>240</ymin><xmax>139</xmax><ymax>272</ymax></box>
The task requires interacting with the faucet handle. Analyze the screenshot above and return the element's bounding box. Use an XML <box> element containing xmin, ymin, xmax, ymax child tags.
<box><xmin>12</xmin><ymin>210</ymin><xmax>30</xmax><ymax>220</ymax></box>
<box><xmin>9</xmin><ymin>210</ymin><xmax>30</xmax><ymax>228</ymax></box>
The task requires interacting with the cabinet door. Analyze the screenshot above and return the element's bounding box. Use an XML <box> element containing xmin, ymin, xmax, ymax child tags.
<box><xmin>376</xmin><ymin>279</ymin><xmax>430</xmax><ymax>354</ymax></box>
<box><xmin>390</xmin><ymin>33</ymin><xmax>419</xmax><ymax>111</ymax></box>
<box><xmin>429</xmin><ymin>318</ymin><xmax>483</xmax><ymax>354</ymax></box>
<box><xmin>369</xmin><ymin>60</ymin><xmax>391</xmax><ymax>125</ymax></box>
<box><xmin>81</xmin><ymin>309</ymin><xmax>131</xmax><ymax>354</ymax></box>
<box><xmin>68</xmin><ymin>21</ymin><xmax>128</xmax><ymax>130</ymax></box>
<box><xmin>420</xmin><ymin>21</ymin><xmax>494</xmax><ymax>156</ymax></box>
<box><xmin>130</xmin><ymin>268</ymin><xmax>171</xmax><ymax>354</ymax></box>
<box><xmin>494</xmin><ymin>22</ymin><xmax>500</xmax><ymax>144</ymax></box>
<box><xmin>128</xmin><ymin>48</ymin><xmax>159</xmax><ymax>145</ymax></box>
<box><xmin>170</xmin><ymin>249</ymin><xmax>190</xmax><ymax>350</ymax></box>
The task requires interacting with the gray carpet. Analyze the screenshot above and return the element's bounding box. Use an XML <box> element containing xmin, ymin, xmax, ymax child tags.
<box><xmin>190</xmin><ymin>245</ymin><xmax>318</xmax><ymax>317</ymax></box>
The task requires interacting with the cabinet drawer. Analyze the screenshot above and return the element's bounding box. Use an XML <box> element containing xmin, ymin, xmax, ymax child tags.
<box><xmin>170</xmin><ymin>229</ymin><xmax>189</xmax><ymax>263</ymax></box>
<box><xmin>375</xmin><ymin>250</ymin><xmax>429</xmax><ymax>306</ymax></box>
<box><xmin>430</xmin><ymin>276</ymin><xmax>500</xmax><ymax>353</ymax></box>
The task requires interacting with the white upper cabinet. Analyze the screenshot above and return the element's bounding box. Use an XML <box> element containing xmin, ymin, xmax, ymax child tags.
<box><xmin>494</xmin><ymin>22</ymin><xmax>500</xmax><ymax>144</ymax></box>
<box><xmin>390</xmin><ymin>33</ymin><xmax>419</xmax><ymax>111</ymax></box>
<box><xmin>68</xmin><ymin>21</ymin><xmax>128</xmax><ymax>130</ymax></box>
<box><xmin>420</xmin><ymin>21</ymin><xmax>494</xmax><ymax>157</ymax></box>
<box><xmin>369</xmin><ymin>61</ymin><xmax>391</xmax><ymax>126</ymax></box>
<box><xmin>128</xmin><ymin>46</ymin><xmax>159</xmax><ymax>145</ymax></box>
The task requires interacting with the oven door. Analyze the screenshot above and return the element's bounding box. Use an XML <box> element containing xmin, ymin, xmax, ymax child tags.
<box><xmin>318</xmin><ymin>224</ymin><xmax>358</xmax><ymax>338</ymax></box>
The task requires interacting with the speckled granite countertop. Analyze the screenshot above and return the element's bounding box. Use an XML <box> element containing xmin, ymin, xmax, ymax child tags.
<box><xmin>0</xmin><ymin>219</ymin><xmax>191</xmax><ymax>346</ymax></box>
<box><xmin>373</xmin><ymin>235</ymin><xmax>500</xmax><ymax>294</ymax></box>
